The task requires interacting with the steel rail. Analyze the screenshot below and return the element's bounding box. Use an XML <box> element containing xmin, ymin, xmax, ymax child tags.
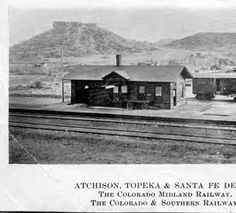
<box><xmin>9</xmin><ymin>119</ymin><xmax>236</xmax><ymax>141</ymax></box>
<box><xmin>9</xmin><ymin>113</ymin><xmax>236</xmax><ymax>131</ymax></box>
<box><xmin>9</xmin><ymin>120</ymin><xmax>236</xmax><ymax>146</ymax></box>
<box><xmin>9</xmin><ymin>107</ymin><xmax>236</xmax><ymax>126</ymax></box>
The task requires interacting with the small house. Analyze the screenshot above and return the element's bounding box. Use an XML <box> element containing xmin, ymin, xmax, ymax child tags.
<box><xmin>63</xmin><ymin>55</ymin><xmax>193</xmax><ymax>109</ymax></box>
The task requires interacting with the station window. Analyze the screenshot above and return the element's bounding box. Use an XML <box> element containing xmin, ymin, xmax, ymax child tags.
<box><xmin>113</xmin><ymin>86</ymin><xmax>119</xmax><ymax>93</ymax></box>
<box><xmin>139</xmin><ymin>86</ymin><xmax>145</xmax><ymax>94</ymax></box>
<box><xmin>155</xmin><ymin>86</ymin><xmax>162</xmax><ymax>96</ymax></box>
<box><xmin>121</xmin><ymin>85</ymin><xmax>127</xmax><ymax>93</ymax></box>
<box><xmin>173</xmin><ymin>89</ymin><xmax>176</xmax><ymax>97</ymax></box>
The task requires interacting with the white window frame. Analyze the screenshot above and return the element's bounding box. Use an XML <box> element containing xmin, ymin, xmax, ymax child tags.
<box><xmin>139</xmin><ymin>86</ymin><xmax>145</xmax><ymax>94</ymax></box>
<box><xmin>113</xmin><ymin>86</ymin><xmax>119</xmax><ymax>94</ymax></box>
<box><xmin>155</xmin><ymin>86</ymin><xmax>162</xmax><ymax>96</ymax></box>
<box><xmin>121</xmin><ymin>85</ymin><xmax>127</xmax><ymax>93</ymax></box>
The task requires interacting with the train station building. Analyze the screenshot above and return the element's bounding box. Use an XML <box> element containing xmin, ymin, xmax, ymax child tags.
<box><xmin>63</xmin><ymin>55</ymin><xmax>193</xmax><ymax>109</ymax></box>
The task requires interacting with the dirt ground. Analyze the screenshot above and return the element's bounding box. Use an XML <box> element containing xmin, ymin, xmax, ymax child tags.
<box><xmin>9</xmin><ymin>48</ymin><xmax>236</xmax><ymax>97</ymax></box>
<box><xmin>9</xmin><ymin>96</ymin><xmax>236</xmax><ymax>123</ymax></box>
<box><xmin>9</xmin><ymin>127</ymin><xmax>236</xmax><ymax>164</ymax></box>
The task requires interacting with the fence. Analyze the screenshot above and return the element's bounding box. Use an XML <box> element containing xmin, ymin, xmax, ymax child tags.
<box><xmin>9</xmin><ymin>93</ymin><xmax>71</xmax><ymax>99</ymax></box>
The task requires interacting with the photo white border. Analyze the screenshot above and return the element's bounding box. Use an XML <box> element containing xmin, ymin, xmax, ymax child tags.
<box><xmin>1</xmin><ymin>0</ymin><xmax>236</xmax><ymax>211</ymax></box>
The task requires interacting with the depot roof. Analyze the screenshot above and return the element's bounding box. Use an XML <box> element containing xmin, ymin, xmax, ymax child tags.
<box><xmin>63</xmin><ymin>65</ymin><xmax>193</xmax><ymax>82</ymax></box>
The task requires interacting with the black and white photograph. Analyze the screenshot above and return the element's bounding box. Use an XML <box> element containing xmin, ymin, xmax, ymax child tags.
<box><xmin>8</xmin><ymin>1</ymin><xmax>236</xmax><ymax>164</ymax></box>
<box><xmin>3</xmin><ymin>0</ymin><xmax>236</xmax><ymax>212</ymax></box>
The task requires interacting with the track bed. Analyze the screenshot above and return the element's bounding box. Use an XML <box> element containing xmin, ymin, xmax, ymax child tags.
<box><xmin>9</xmin><ymin>109</ymin><xmax>236</xmax><ymax>164</ymax></box>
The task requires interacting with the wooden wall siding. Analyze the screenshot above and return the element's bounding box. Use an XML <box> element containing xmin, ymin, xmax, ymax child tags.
<box><xmin>153</xmin><ymin>83</ymin><xmax>171</xmax><ymax>109</ymax></box>
<box><xmin>129</xmin><ymin>82</ymin><xmax>171</xmax><ymax>109</ymax></box>
<box><xmin>71</xmin><ymin>80</ymin><xmax>104</xmax><ymax>104</ymax></box>
<box><xmin>129</xmin><ymin>83</ymin><xmax>138</xmax><ymax>100</ymax></box>
<box><xmin>88</xmin><ymin>88</ymin><xmax>112</xmax><ymax>106</ymax></box>
<box><xmin>71</xmin><ymin>80</ymin><xmax>76</xmax><ymax>104</ymax></box>
<box><xmin>146</xmin><ymin>83</ymin><xmax>155</xmax><ymax>101</ymax></box>
<box><xmin>71</xmin><ymin>80</ymin><xmax>189</xmax><ymax>109</ymax></box>
<box><xmin>71</xmin><ymin>81</ymin><xmax>88</xmax><ymax>103</ymax></box>
<box><xmin>71</xmin><ymin>80</ymin><xmax>83</xmax><ymax>103</ymax></box>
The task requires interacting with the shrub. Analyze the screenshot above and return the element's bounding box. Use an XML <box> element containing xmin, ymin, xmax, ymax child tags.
<box><xmin>29</xmin><ymin>80</ymin><xmax>43</xmax><ymax>89</ymax></box>
<box><xmin>34</xmin><ymin>80</ymin><xmax>42</xmax><ymax>88</ymax></box>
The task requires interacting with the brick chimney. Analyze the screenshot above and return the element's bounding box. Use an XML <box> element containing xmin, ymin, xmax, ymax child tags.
<box><xmin>116</xmin><ymin>54</ymin><xmax>122</xmax><ymax>67</ymax></box>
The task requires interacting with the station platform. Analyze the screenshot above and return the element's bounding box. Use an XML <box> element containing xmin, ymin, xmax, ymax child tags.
<box><xmin>9</xmin><ymin>96</ymin><xmax>236</xmax><ymax>124</ymax></box>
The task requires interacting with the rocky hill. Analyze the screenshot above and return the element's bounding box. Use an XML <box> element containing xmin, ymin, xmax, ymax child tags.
<box><xmin>153</xmin><ymin>39</ymin><xmax>174</xmax><ymax>47</ymax></box>
<box><xmin>10</xmin><ymin>21</ymin><xmax>158</xmax><ymax>61</ymax></box>
<box><xmin>166</xmin><ymin>32</ymin><xmax>236</xmax><ymax>50</ymax></box>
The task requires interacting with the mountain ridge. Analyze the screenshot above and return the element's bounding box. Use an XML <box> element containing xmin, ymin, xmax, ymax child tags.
<box><xmin>10</xmin><ymin>21</ymin><xmax>236</xmax><ymax>61</ymax></box>
<box><xmin>10</xmin><ymin>21</ymin><xmax>158</xmax><ymax>61</ymax></box>
<box><xmin>166</xmin><ymin>32</ymin><xmax>236</xmax><ymax>50</ymax></box>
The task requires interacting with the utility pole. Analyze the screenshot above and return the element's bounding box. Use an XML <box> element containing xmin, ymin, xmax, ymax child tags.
<box><xmin>61</xmin><ymin>44</ymin><xmax>64</xmax><ymax>102</ymax></box>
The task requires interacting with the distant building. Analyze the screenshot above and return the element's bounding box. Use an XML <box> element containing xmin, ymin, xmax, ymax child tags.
<box><xmin>193</xmin><ymin>73</ymin><xmax>236</xmax><ymax>99</ymax></box>
<box><xmin>63</xmin><ymin>55</ymin><xmax>193</xmax><ymax>109</ymax></box>
<box><xmin>210</xmin><ymin>64</ymin><xmax>220</xmax><ymax>71</ymax></box>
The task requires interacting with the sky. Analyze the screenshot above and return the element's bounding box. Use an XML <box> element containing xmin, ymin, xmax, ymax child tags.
<box><xmin>9</xmin><ymin>6</ymin><xmax>236</xmax><ymax>45</ymax></box>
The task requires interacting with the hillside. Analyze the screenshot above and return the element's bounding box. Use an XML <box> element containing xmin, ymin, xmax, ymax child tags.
<box><xmin>10</xmin><ymin>21</ymin><xmax>158</xmax><ymax>61</ymax></box>
<box><xmin>166</xmin><ymin>32</ymin><xmax>236</xmax><ymax>50</ymax></box>
<box><xmin>153</xmin><ymin>39</ymin><xmax>174</xmax><ymax>47</ymax></box>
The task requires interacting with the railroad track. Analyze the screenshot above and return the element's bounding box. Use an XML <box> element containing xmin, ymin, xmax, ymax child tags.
<box><xmin>9</xmin><ymin>111</ymin><xmax>236</xmax><ymax>146</ymax></box>
<box><xmin>9</xmin><ymin>112</ymin><xmax>236</xmax><ymax>131</ymax></box>
<box><xmin>9</xmin><ymin>107</ymin><xmax>236</xmax><ymax>126</ymax></box>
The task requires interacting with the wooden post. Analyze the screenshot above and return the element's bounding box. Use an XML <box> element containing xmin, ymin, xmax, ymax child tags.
<box><xmin>61</xmin><ymin>79</ymin><xmax>65</xmax><ymax>103</ymax></box>
<box><xmin>61</xmin><ymin>44</ymin><xmax>64</xmax><ymax>102</ymax></box>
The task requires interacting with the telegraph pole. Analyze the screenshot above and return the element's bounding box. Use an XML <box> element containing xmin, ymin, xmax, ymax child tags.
<box><xmin>61</xmin><ymin>44</ymin><xmax>64</xmax><ymax>102</ymax></box>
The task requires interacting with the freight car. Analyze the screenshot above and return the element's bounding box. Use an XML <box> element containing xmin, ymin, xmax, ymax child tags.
<box><xmin>193</xmin><ymin>73</ymin><xmax>236</xmax><ymax>101</ymax></box>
